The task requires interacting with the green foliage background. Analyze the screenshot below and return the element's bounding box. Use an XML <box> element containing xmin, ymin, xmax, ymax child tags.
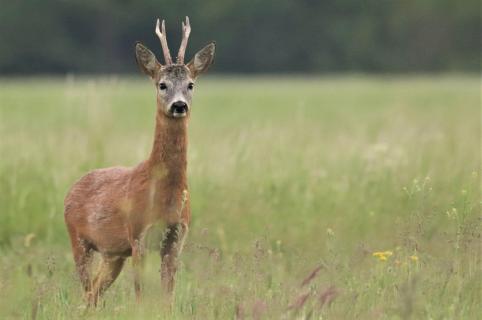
<box><xmin>0</xmin><ymin>0</ymin><xmax>479</xmax><ymax>74</ymax></box>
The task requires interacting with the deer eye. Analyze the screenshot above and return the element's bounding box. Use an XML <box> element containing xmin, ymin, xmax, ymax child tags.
<box><xmin>159</xmin><ymin>83</ymin><xmax>167</xmax><ymax>90</ymax></box>
<box><xmin>187</xmin><ymin>83</ymin><xmax>194</xmax><ymax>90</ymax></box>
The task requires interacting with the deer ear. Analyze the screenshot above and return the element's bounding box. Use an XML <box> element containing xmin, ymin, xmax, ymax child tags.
<box><xmin>135</xmin><ymin>42</ymin><xmax>161</xmax><ymax>77</ymax></box>
<box><xmin>187</xmin><ymin>42</ymin><xmax>215</xmax><ymax>78</ymax></box>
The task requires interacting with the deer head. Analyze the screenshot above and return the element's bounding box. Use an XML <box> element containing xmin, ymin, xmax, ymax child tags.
<box><xmin>135</xmin><ymin>17</ymin><xmax>215</xmax><ymax>118</ymax></box>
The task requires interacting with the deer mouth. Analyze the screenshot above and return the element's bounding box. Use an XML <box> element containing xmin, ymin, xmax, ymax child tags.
<box><xmin>171</xmin><ymin>109</ymin><xmax>188</xmax><ymax>118</ymax></box>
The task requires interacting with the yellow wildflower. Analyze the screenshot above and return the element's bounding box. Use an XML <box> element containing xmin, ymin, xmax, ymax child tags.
<box><xmin>372</xmin><ymin>250</ymin><xmax>393</xmax><ymax>261</ymax></box>
<box><xmin>409</xmin><ymin>255</ymin><xmax>418</xmax><ymax>262</ymax></box>
<box><xmin>24</xmin><ymin>233</ymin><xmax>36</xmax><ymax>247</ymax></box>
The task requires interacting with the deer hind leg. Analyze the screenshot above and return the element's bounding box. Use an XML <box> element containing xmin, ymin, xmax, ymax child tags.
<box><xmin>160</xmin><ymin>223</ymin><xmax>189</xmax><ymax>296</ymax></box>
<box><xmin>88</xmin><ymin>256</ymin><xmax>125</xmax><ymax>307</ymax></box>
<box><xmin>69</xmin><ymin>232</ymin><xmax>94</xmax><ymax>297</ymax></box>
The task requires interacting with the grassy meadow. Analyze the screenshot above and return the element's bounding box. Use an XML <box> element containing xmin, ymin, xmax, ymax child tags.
<box><xmin>0</xmin><ymin>75</ymin><xmax>480</xmax><ymax>319</ymax></box>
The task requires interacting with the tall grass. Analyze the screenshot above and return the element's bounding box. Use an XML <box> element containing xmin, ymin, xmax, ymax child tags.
<box><xmin>0</xmin><ymin>75</ymin><xmax>479</xmax><ymax>319</ymax></box>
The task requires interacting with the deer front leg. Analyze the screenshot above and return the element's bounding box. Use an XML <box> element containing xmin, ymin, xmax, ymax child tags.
<box><xmin>160</xmin><ymin>223</ymin><xmax>189</xmax><ymax>298</ymax></box>
<box><xmin>131</xmin><ymin>239</ymin><xmax>145</xmax><ymax>303</ymax></box>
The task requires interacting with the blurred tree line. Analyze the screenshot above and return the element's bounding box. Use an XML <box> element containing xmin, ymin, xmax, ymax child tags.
<box><xmin>0</xmin><ymin>0</ymin><xmax>479</xmax><ymax>74</ymax></box>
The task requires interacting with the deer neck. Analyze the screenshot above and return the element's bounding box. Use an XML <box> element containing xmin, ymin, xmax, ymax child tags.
<box><xmin>147</xmin><ymin>109</ymin><xmax>188</xmax><ymax>189</ymax></box>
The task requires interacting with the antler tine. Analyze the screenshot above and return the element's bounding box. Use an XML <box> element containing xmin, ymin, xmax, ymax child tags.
<box><xmin>177</xmin><ymin>16</ymin><xmax>191</xmax><ymax>64</ymax></box>
<box><xmin>155</xmin><ymin>18</ymin><xmax>173</xmax><ymax>65</ymax></box>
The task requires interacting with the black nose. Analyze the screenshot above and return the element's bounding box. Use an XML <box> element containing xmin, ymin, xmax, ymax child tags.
<box><xmin>171</xmin><ymin>101</ymin><xmax>188</xmax><ymax>114</ymax></box>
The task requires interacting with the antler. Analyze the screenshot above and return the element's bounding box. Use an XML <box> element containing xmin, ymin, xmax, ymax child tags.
<box><xmin>177</xmin><ymin>16</ymin><xmax>191</xmax><ymax>64</ymax></box>
<box><xmin>155</xmin><ymin>18</ymin><xmax>173</xmax><ymax>65</ymax></box>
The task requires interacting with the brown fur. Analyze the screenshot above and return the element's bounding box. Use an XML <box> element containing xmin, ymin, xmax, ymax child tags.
<box><xmin>64</xmin><ymin>22</ymin><xmax>215</xmax><ymax>306</ymax></box>
<box><xmin>64</xmin><ymin>100</ymin><xmax>190</xmax><ymax>305</ymax></box>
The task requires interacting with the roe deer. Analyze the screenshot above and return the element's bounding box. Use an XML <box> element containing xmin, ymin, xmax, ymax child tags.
<box><xmin>64</xmin><ymin>16</ymin><xmax>215</xmax><ymax>306</ymax></box>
